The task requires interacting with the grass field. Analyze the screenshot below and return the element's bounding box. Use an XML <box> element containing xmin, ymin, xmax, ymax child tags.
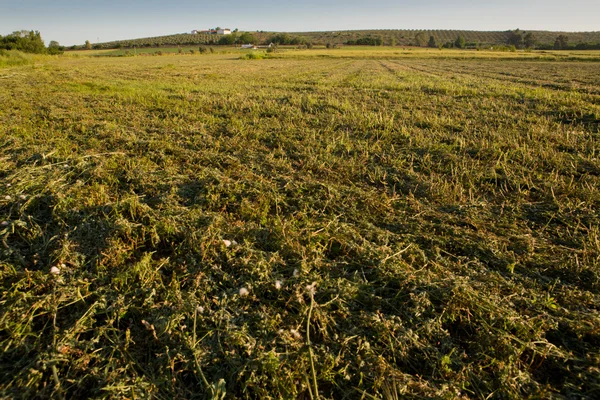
<box><xmin>1</xmin><ymin>49</ymin><xmax>599</xmax><ymax>398</ymax></box>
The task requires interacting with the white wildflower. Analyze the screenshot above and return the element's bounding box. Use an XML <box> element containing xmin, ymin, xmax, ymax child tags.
<box><xmin>275</xmin><ymin>280</ymin><xmax>283</xmax><ymax>290</ymax></box>
<box><xmin>63</xmin><ymin>164</ymin><xmax>69</xmax><ymax>169</ymax></box>
<box><xmin>290</xmin><ymin>329</ymin><xmax>302</xmax><ymax>340</ymax></box>
<box><xmin>293</xmin><ymin>269</ymin><xmax>299</xmax><ymax>277</ymax></box>
<box><xmin>1</xmin><ymin>221</ymin><xmax>8</xmax><ymax>227</ymax></box>
<box><xmin>305</xmin><ymin>282</ymin><xmax>317</xmax><ymax>296</ymax></box>
<box><xmin>239</xmin><ymin>287</ymin><xmax>249</xmax><ymax>297</ymax></box>
<box><xmin>4</xmin><ymin>195</ymin><xmax>11</xmax><ymax>201</ymax></box>
<box><xmin>6</xmin><ymin>184</ymin><xmax>10</xmax><ymax>187</ymax></box>
<box><xmin>222</xmin><ymin>239</ymin><xmax>232</xmax><ymax>247</ymax></box>
<box><xmin>196</xmin><ymin>306</ymin><xmax>205</xmax><ymax>313</ymax></box>
<box><xmin>19</xmin><ymin>194</ymin><xmax>27</xmax><ymax>200</ymax></box>
<box><xmin>50</xmin><ymin>266</ymin><xmax>60</xmax><ymax>275</ymax></box>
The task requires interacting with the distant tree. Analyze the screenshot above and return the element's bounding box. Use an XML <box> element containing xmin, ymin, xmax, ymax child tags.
<box><xmin>270</xmin><ymin>33</ymin><xmax>292</xmax><ymax>45</ymax></box>
<box><xmin>428</xmin><ymin>35</ymin><xmax>437</xmax><ymax>48</ymax></box>
<box><xmin>0</xmin><ymin>30</ymin><xmax>46</xmax><ymax>53</ymax></box>
<box><xmin>507</xmin><ymin>29</ymin><xmax>523</xmax><ymax>49</ymax></box>
<box><xmin>390</xmin><ymin>38</ymin><xmax>396</xmax><ymax>46</ymax></box>
<box><xmin>523</xmin><ymin>32</ymin><xmax>536</xmax><ymax>49</ymax></box>
<box><xmin>455</xmin><ymin>35</ymin><xmax>466</xmax><ymax>49</ymax></box>
<box><xmin>414</xmin><ymin>32</ymin><xmax>428</xmax><ymax>47</ymax></box>
<box><xmin>218</xmin><ymin>34</ymin><xmax>236</xmax><ymax>45</ymax></box>
<box><xmin>238</xmin><ymin>32</ymin><xmax>256</xmax><ymax>44</ymax></box>
<box><xmin>85</xmin><ymin>40</ymin><xmax>92</xmax><ymax>50</ymax></box>
<box><xmin>47</xmin><ymin>40</ymin><xmax>63</xmax><ymax>55</ymax></box>
<box><xmin>554</xmin><ymin>35</ymin><xmax>568</xmax><ymax>50</ymax></box>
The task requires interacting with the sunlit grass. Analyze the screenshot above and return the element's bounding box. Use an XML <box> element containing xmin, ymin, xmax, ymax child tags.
<box><xmin>1</xmin><ymin>49</ymin><xmax>599</xmax><ymax>398</ymax></box>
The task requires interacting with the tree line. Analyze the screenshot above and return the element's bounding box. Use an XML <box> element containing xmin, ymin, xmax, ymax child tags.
<box><xmin>0</xmin><ymin>30</ymin><xmax>63</xmax><ymax>54</ymax></box>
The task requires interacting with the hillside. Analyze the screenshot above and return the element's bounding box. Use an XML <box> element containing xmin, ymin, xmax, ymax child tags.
<box><xmin>291</xmin><ymin>29</ymin><xmax>600</xmax><ymax>47</ymax></box>
<box><xmin>81</xmin><ymin>29</ymin><xmax>600</xmax><ymax>50</ymax></box>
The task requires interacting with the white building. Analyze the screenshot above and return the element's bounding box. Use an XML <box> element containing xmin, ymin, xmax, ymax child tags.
<box><xmin>217</xmin><ymin>29</ymin><xmax>232</xmax><ymax>35</ymax></box>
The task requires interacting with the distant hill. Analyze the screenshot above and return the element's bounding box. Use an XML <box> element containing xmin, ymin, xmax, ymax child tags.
<box><xmin>291</xmin><ymin>29</ymin><xmax>600</xmax><ymax>47</ymax></box>
<box><xmin>77</xmin><ymin>29</ymin><xmax>600</xmax><ymax>50</ymax></box>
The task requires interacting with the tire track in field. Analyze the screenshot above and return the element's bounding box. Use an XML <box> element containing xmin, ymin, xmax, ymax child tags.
<box><xmin>404</xmin><ymin>60</ymin><xmax>600</xmax><ymax>96</ymax></box>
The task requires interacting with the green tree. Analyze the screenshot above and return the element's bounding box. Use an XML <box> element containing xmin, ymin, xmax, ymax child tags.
<box><xmin>455</xmin><ymin>35</ymin><xmax>466</xmax><ymax>49</ymax></box>
<box><xmin>428</xmin><ymin>35</ymin><xmax>437</xmax><ymax>48</ymax></box>
<box><xmin>238</xmin><ymin>32</ymin><xmax>256</xmax><ymax>44</ymax></box>
<box><xmin>0</xmin><ymin>30</ymin><xmax>46</xmax><ymax>54</ymax></box>
<box><xmin>507</xmin><ymin>29</ymin><xmax>523</xmax><ymax>49</ymax></box>
<box><xmin>523</xmin><ymin>32</ymin><xmax>536</xmax><ymax>49</ymax></box>
<box><xmin>414</xmin><ymin>32</ymin><xmax>427</xmax><ymax>47</ymax></box>
<box><xmin>47</xmin><ymin>40</ymin><xmax>63</xmax><ymax>55</ymax></box>
<box><xmin>85</xmin><ymin>40</ymin><xmax>92</xmax><ymax>50</ymax></box>
<box><xmin>554</xmin><ymin>35</ymin><xmax>568</xmax><ymax>50</ymax></box>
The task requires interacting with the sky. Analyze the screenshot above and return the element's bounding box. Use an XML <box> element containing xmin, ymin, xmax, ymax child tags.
<box><xmin>1</xmin><ymin>0</ymin><xmax>598</xmax><ymax>46</ymax></box>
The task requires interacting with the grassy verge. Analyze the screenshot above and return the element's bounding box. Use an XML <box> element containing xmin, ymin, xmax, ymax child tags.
<box><xmin>0</xmin><ymin>50</ymin><xmax>40</xmax><ymax>68</ymax></box>
<box><xmin>1</xmin><ymin>50</ymin><xmax>599</xmax><ymax>398</ymax></box>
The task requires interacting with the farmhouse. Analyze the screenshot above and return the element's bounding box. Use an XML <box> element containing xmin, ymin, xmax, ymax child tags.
<box><xmin>192</xmin><ymin>28</ymin><xmax>232</xmax><ymax>35</ymax></box>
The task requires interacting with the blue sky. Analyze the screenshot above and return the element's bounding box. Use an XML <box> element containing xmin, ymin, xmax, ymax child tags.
<box><xmin>1</xmin><ymin>0</ymin><xmax>598</xmax><ymax>46</ymax></box>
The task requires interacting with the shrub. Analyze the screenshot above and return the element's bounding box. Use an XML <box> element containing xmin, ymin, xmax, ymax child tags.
<box><xmin>242</xmin><ymin>52</ymin><xmax>266</xmax><ymax>60</ymax></box>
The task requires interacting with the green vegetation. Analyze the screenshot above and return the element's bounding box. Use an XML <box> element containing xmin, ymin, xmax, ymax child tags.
<box><xmin>346</xmin><ymin>37</ymin><xmax>384</xmax><ymax>46</ymax></box>
<box><xmin>0</xmin><ymin>50</ymin><xmax>39</xmax><ymax>68</ymax></box>
<box><xmin>81</xmin><ymin>29</ymin><xmax>600</xmax><ymax>52</ymax></box>
<box><xmin>0</xmin><ymin>30</ymin><xmax>63</xmax><ymax>55</ymax></box>
<box><xmin>1</xmin><ymin>48</ymin><xmax>600</xmax><ymax>398</ymax></box>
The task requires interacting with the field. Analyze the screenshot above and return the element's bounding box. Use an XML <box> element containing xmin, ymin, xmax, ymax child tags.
<box><xmin>1</xmin><ymin>48</ymin><xmax>599</xmax><ymax>398</ymax></box>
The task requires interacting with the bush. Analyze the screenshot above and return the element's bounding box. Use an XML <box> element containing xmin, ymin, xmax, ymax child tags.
<box><xmin>242</xmin><ymin>52</ymin><xmax>266</xmax><ymax>60</ymax></box>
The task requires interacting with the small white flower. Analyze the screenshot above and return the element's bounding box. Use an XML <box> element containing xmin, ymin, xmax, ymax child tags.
<box><xmin>6</xmin><ymin>184</ymin><xmax>11</xmax><ymax>187</ymax></box>
<box><xmin>1</xmin><ymin>221</ymin><xmax>8</xmax><ymax>227</ymax></box>
<box><xmin>275</xmin><ymin>280</ymin><xmax>283</xmax><ymax>290</ymax></box>
<box><xmin>305</xmin><ymin>282</ymin><xmax>317</xmax><ymax>296</ymax></box>
<box><xmin>19</xmin><ymin>194</ymin><xmax>27</xmax><ymax>200</ymax></box>
<box><xmin>63</xmin><ymin>164</ymin><xmax>69</xmax><ymax>169</ymax></box>
<box><xmin>293</xmin><ymin>269</ymin><xmax>299</xmax><ymax>277</ymax></box>
<box><xmin>290</xmin><ymin>329</ymin><xmax>302</xmax><ymax>340</ymax></box>
<box><xmin>239</xmin><ymin>287</ymin><xmax>249</xmax><ymax>297</ymax></box>
<box><xmin>222</xmin><ymin>239</ymin><xmax>232</xmax><ymax>247</ymax></box>
<box><xmin>50</xmin><ymin>266</ymin><xmax>60</xmax><ymax>275</ymax></box>
<box><xmin>196</xmin><ymin>306</ymin><xmax>205</xmax><ymax>313</ymax></box>
<box><xmin>4</xmin><ymin>195</ymin><xmax>11</xmax><ymax>201</ymax></box>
